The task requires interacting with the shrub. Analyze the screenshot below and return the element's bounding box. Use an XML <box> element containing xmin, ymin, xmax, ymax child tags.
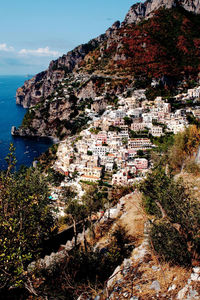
<box><xmin>0</xmin><ymin>147</ymin><xmax>56</xmax><ymax>291</ymax></box>
<box><xmin>140</xmin><ymin>167</ymin><xmax>200</xmax><ymax>265</ymax></box>
<box><xmin>22</xmin><ymin>110</ymin><xmax>35</xmax><ymax>128</ymax></box>
<box><xmin>47</xmin><ymin>168</ymin><xmax>65</xmax><ymax>186</ymax></box>
<box><xmin>150</xmin><ymin>221</ymin><xmax>191</xmax><ymax>265</ymax></box>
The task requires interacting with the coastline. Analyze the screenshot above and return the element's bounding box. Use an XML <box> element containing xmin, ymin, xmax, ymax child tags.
<box><xmin>11</xmin><ymin>126</ymin><xmax>58</xmax><ymax>144</ymax></box>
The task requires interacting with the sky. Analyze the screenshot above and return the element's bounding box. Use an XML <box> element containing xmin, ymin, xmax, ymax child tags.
<box><xmin>0</xmin><ymin>0</ymin><xmax>136</xmax><ymax>75</ymax></box>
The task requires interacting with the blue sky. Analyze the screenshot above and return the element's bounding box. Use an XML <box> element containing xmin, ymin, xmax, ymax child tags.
<box><xmin>0</xmin><ymin>0</ymin><xmax>136</xmax><ymax>75</ymax></box>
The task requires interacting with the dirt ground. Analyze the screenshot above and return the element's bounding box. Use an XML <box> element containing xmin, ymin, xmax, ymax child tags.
<box><xmin>118</xmin><ymin>191</ymin><xmax>147</xmax><ymax>246</ymax></box>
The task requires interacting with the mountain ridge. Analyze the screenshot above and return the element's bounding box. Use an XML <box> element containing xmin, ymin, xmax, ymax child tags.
<box><xmin>123</xmin><ymin>0</ymin><xmax>200</xmax><ymax>25</ymax></box>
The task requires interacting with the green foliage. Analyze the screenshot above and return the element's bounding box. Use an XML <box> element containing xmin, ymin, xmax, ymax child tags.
<box><xmin>22</xmin><ymin>109</ymin><xmax>35</xmax><ymax>128</ymax></box>
<box><xmin>38</xmin><ymin>144</ymin><xmax>58</xmax><ymax>170</ymax></box>
<box><xmin>145</xmin><ymin>85</ymin><xmax>174</xmax><ymax>101</ymax></box>
<box><xmin>187</xmin><ymin>113</ymin><xmax>200</xmax><ymax>127</ymax></box>
<box><xmin>61</xmin><ymin>115</ymin><xmax>91</xmax><ymax>136</ymax></box>
<box><xmin>150</xmin><ymin>221</ymin><xmax>191</xmax><ymax>265</ymax></box>
<box><xmin>87</xmin><ymin>150</ymin><xmax>93</xmax><ymax>156</ymax></box>
<box><xmin>140</xmin><ymin>167</ymin><xmax>200</xmax><ymax>265</ymax></box>
<box><xmin>122</xmin><ymin>138</ymin><xmax>128</xmax><ymax>145</ymax></box>
<box><xmin>129</xmin><ymin>130</ymin><xmax>138</xmax><ymax>138</ymax></box>
<box><xmin>108</xmin><ymin>125</ymin><xmax>121</xmax><ymax>133</ymax></box>
<box><xmin>0</xmin><ymin>149</ymin><xmax>56</xmax><ymax>290</ymax></box>
<box><xmin>76</xmin><ymin>98</ymin><xmax>94</xmax><ymax>111</ymax></box>
<box><xmin>82</xmin><ymin>185</ymin><xmax>105</xmax><ymax>216</ymax></box>
<box><xmin>137</xmin><ymin>150</ymin><xmax>145</xmax><ymax>157</ymax></box>
<box><xmin>5</xmin><ymin>143</ymin><xmax>17</xmax><ymax>173</ymax></box>
<box><xmin>124</xmin><ymin>116</ymin><xmax>133</xmax><ymax>126</ymax></box>
<box><xmin>151</xmin><ymin>133</ymin><xmax>174</xmax><ymax>153</ymax></box>
<box><xmin>47</xmin><ymin>168</ymin><xmax>65</xmax><ymax>186</ymax></box>
<box><xmin>62</xmin><ymin>186</ymin><xmax>77</xmax><ymax>205</ymax></box>
<box><xmin>89</xmin><ymin>127</ymin><xmax>101</xmax><ymax>134</ymax></box>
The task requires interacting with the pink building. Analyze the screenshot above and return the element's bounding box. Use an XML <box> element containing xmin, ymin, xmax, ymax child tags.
<box><xmin>131</xmin><ymin>123</ymin><xmax>146</xmax><ymax>132</ymax></box>
<box><xmin>133</xmin><ymin>158</ymin><xmax>148</xmax><ymax>170</ymax></box>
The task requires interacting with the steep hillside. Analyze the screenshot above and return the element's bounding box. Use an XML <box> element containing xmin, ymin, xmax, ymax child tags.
<box><xmin>15</xmin><ymin>1</ymin><xmax>200</xmax><ymax>139</ymax></box>
<box><xmin>87</xmin><ymin>6</ymin><xmax>200</xmax><ymax>80</ymax></box>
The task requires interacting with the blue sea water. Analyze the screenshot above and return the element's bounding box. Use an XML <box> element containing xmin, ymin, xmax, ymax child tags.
<box><xmin>0</xmin><ymin>75</ymin><xmax>52</xmax><ymax>170</ymax></box>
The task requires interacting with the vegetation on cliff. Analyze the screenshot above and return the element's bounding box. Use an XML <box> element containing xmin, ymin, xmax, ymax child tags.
<box><xmin>82</xmin><ymin>7</ymin><xmax>200</xmax><ymax>87</ymax></box>
<box><xmin>139</xmin><ymin>125</ymin><xmax>200</xmax><ymax>266</ymax></box>
<box><xmin>0</xmin><ymin>145</ymin><xmax>56</xmax><ymax>294</ymax></box>
<box><xmin>141</xmin><ymin>167</ymin><xmax>200</xmax><ymax>265</ymax></box>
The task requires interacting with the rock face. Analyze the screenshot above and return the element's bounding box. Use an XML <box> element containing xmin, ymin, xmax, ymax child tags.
<box><xmin>123</xmin><ymin>0</ymin><xmax>200</xmax><ymax>25</ymax></box>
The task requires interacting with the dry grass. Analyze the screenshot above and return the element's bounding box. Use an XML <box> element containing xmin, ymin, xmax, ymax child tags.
<box><xmin>118</xmin><ymin>191</ymin><xmax>147</xmax><ymax>246</ymax></box>
<box><xmin>89</xmin><ymin>191</ymin><xmax>147</xmax><ymax>250</ymax></box>
<box><xmin>73</xmin><ymin>191</ymin><xmax>196</xmax><ymax>300</ymax></box>
<box><xmin>176</xmin><ymin>171</ymin><xmax>200</xmax><ymax>200</ymax></box>
<box><xmin>104</xmin><ymin>250</ymin><xmax>192</xmax><ymax>300</ymax></box>
<box><xmin>78</xmin><ymin>191</ymin><xmax>147</xmax><ymax>258</ymax></box>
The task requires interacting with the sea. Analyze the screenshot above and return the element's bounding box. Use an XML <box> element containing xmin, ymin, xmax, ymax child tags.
<box><xmin>0</xmin><ymin>75</ymin><xmax>52</xmax><ymax>170</ymax></box>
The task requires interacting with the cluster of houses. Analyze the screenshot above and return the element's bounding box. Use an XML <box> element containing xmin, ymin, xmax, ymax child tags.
<box><xmin>54</xmin><ymin>131</ymin><xmax>151</xmax><ymax>186</ymax></box>
<box><xmin>53</xmin><ymin>85</ymin><xmax>200</xmax><ymax>186</ymax></box>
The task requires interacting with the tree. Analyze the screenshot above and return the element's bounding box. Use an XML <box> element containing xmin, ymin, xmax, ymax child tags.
<box><xmin>0</xmin><ymin>145</ymin><xmax>56</xmax><ymax>291</ymax></box>
<box><xmin>62</xmin><ymin>186</ymin><xmax>87</xmax><ymax>247</ymax></box>
<box><xmin>61</xmin><ymin>186</ymin><xmax>77</xmax><ymax>204</ymax></box>
<box><xmin>122</xmin><ymin>138</ymin><xmax>128</xmax><ymax>145</ymax></box>
<box><xmin>140</xmin><ymin>167</ymin><xmax>200</xmax><ymax>265</ymax></box>
<box><xmin>47</xmin><ymin>168</ymin><xmax>65</xmax><ymax>186</ymax></box>
<box><xmin>137</xmin><ymin>150</ymin><xmax>144</xmax><ymax>157</ymax></box>
<box><xmin>169</xmin><ymin>125</ymin><xmax>200</xmax><ymax>171</ymax></box>
<box><xmin>81</xmin><ymin>185</ymin><xmax>105</xmax><ymax>238</ymax></box>
<box><xmin>123</xmin><ymin>116</ymin><xmax>133</xmax><ymax>126</ymax></box>
<box><xmin>65</xmin><ymin>199</ymin><xmax>87</xmax><ymax>247</ymax></box>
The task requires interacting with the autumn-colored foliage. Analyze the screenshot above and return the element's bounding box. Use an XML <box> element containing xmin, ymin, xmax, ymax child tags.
<box><xmin>169</xmin><ymin>125</ymin><xmax>200</xmax><ymax>171</ymax></box>
<box><xmin>83</xmin><ymin>7</ymin><xmax>200</xmax><ymax>86</ymax></box>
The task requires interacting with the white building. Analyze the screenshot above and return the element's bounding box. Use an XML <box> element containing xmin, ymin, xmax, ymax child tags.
<box><xmin>188</xmin><ymin>87</ymin><xmax>200</xmax><ymax>98</ymax></box>
<box><xmin>150</xmin><ymin>126</ymin><xmax>163</xmax><ymax>137</ymax></box>
<box><xmin>92</xmin><ymin>146</ymin><xmax>109</xmax><ymax>157</ymax></box>
<box><xmin>105</xmin><ymin>162</ymin><xmax>114</xmax><ymax>172</ymax></box>
<box><xmin>109</xmin><ymin>110</ymin><xmax>126</xmax><ymax>119</ymax></box>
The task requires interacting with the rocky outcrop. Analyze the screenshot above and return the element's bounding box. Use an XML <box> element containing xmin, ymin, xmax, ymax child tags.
<box><xmin>123</xmin><ymin>0</ymin><xmax>200</xmax><ymax>25</ymax></box>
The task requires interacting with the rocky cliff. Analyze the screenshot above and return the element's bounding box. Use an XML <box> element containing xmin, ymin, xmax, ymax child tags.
<box><xmin>15</xmin><ymin>0</ymin><xmax>200</xmax><ymax>139</ymax></box>
<box><xmin>123</xmin><ymin>0</ymin><xmax>200</xmax><ymax>25</ymax></box>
